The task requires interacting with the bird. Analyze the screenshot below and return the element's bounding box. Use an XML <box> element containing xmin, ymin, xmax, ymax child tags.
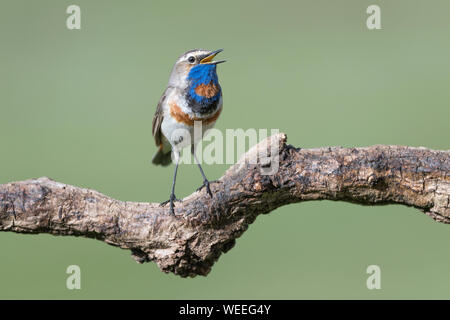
<box><xmin>151</xmin><ymin>49</ymin><xmax>226</xmax><ymax>214</ymax></box>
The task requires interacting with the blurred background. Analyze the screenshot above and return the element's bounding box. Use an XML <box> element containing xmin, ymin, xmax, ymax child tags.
<box><xmin>0</xmin><ymin>0</ymin><xmax>449</xmax><ymax>299</ymax></box>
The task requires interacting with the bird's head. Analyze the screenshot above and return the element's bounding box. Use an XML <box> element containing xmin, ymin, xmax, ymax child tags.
<box><xmin>168</xmin><ymin>49</ymin><xmax>225</xmax><ymax>89</ymax></box>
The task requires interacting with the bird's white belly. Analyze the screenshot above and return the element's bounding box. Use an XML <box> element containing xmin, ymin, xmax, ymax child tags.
<box><xmin>161</xmin><ymin>116</ymin><xmax>218</xmax><ymax>152</ymax></box>
<box><xmin>161</xmin><ymin>116</ymin><xmax>194</xmax><ymax>150</ymax></box>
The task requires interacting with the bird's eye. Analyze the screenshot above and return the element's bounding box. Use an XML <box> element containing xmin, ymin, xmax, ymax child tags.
<box><xmin>188</xmin><ymin>56</ymin><xmax>195</xmax><ymax>63</ymax></box>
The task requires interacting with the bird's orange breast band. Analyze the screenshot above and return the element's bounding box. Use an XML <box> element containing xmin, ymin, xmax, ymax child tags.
<box><xmin>170</xmin><ymin>102</ymin><xmax>221</xmax><ymax>126</ymax></box>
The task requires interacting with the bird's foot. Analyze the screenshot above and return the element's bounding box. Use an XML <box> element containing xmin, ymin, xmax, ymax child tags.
<box><xmin>196</xmin><ymin>179</ymin><xmax>220</xmax><ymax>198</ymax></box>
<box><xmin>159</xmin><ymin>194</ymin><xmax>181</xmax><ymax>215</ymax></box>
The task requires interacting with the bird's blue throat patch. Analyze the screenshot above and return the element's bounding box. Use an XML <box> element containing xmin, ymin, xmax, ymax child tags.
<box><xmin>187</xmin><ymin>64</ymin><xmax>221</xmax><ymax>106</ymax></box>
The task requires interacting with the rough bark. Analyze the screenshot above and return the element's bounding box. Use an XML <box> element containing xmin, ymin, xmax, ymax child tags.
<box><xmin>0</xmin><ymin>133</ymin><xmax>449</xmax><ymax>277</ymax></box>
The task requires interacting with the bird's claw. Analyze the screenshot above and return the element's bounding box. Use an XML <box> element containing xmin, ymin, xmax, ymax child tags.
<box><xmin>197</xmin><ymin>180</ymin><xmax>214</xmax><ymax>198</ymax></box>
<box><xmin>160</xmin><ymin>195</ymin><xmax>181</xmax><ymax>215</ymax></box>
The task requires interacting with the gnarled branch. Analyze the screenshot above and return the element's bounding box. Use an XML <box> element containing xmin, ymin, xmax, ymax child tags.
<box><xmin>0</xmin><ymin>133</ymin><xmax>449</xmax><ymax>277</ymax></box>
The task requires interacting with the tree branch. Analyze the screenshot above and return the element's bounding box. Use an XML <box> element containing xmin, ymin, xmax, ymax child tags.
<box><xmin>0</xmin><ymin>133</ymin><xmax>449</xmax><ymax>277</ymax></box>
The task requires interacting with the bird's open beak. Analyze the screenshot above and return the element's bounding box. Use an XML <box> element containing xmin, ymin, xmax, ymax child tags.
<box><xmin>200</xmin><ymin>49</ymin><xmax>226</xmax><ymax>65</ymax></box>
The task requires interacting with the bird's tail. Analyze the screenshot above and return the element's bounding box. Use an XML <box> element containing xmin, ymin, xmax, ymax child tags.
<box><xmin>152</xmin><ymin>147</ymin><xmax>172</xmax><ymax>166</ymax></box>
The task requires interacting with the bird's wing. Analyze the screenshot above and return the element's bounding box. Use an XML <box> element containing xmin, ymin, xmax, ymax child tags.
<box><xmin>152</xmin><ymin>86</ymin><xmax>171</xmax><ymax>147</ymax></box>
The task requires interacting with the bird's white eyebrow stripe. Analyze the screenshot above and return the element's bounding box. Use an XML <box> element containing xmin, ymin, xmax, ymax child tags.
<box><xmin>178</xmin><ymin>49</ymin><xmax>209</xmax><ymax>61</ymax></box>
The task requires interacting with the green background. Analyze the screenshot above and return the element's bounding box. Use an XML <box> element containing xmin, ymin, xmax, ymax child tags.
<box><xmin>1</xmin><ymin>0</ymin><xmax>449</xmax><ymax>299</ymax></box>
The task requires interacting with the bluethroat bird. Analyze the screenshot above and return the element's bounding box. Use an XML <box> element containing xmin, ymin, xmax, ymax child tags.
<box><xmin>151</xmin><ymin>49</ymin><xmax>226</xmax><ymax>214</ymax></box>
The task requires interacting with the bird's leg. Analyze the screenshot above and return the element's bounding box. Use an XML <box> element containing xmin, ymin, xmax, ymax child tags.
<box><xmin>191</xmin><ymin>145</ymin><xmax>213</xmax><ymax>198</ymax></box>
<box><xmin>159</xmin><ymin>152</ymin><xmax>180</xmax><ymax>214</ymax></box>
